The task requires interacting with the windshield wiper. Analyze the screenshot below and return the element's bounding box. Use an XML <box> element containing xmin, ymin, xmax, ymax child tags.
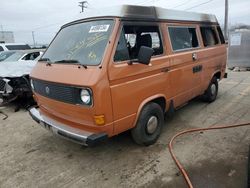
<box><xmin>54</xmin><ymin>60</ymin><xmax>87</xmax><ymax>69</ymax></box>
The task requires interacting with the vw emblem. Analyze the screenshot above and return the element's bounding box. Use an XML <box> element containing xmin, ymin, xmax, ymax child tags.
<box><xmin>45</xmin><ymin>86</ymin><xmax>50</xmax><ymax>95</ymax></box>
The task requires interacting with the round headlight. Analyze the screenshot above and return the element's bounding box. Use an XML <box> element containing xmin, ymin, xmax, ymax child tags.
<box><xmin>30</xmin><ymin>79</ymin><xmax>34</xmax><ymax>90</ymax></box>
<box><xmin>80</xmin><ymin>89</ymin><xmax>91</xmax><ymax>105</ymax></box>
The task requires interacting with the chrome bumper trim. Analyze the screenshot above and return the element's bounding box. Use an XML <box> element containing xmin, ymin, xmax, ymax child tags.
<box><xmin>29</xmin><ymin>107</ymin><xmax>107</xmax><ymax>146</ymax></box>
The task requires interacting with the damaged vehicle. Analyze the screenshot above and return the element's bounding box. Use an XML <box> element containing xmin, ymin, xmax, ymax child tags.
<box><xmin>0</xmin><ymin>51</ymin><xmax>17</xmax><ymax>62</ymax></box>
<box><xmin>3</xmin><ymin>49</ymin><xmax>44</xmax><ymax>62</ymax></box>
<box><xmin>0</xmin><ymin>49</ymin><xmax>44</xmax><ymax>106</ymax></box>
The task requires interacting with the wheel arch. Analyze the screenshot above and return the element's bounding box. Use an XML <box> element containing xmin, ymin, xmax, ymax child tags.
<box><xmin>212</xmin><ymin>71</ymin><xmax>222</xmax><ymax>80</ymax></box>
<box><xmin>132</xmin><ymin>94</ymin><xmax>167</xmax><ymax>128</ymax></box>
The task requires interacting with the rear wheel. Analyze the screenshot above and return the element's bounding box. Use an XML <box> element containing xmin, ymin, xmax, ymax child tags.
<box><xmin>131</xmin><ymin>102</ymin><xmax>164</xmax><ymax>146</ymax></box>
<box><xmin>201</xmin><ymin>76</ymin><xmax>218</xmax><ymax>103</ymax></box>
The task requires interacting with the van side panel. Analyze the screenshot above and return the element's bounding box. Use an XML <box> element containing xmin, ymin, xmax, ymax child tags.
<box><xmin>168</xmin><ymin>52</ymin><xmax>202</xmax><ymax>107</ymax></box>
<box><xmin>165</xmin><ymin>23</ymin><xmax>203</xmax><ymax>107</ymax></box>
<box><xmin>165</xmin><ymin>23</ymin><xmax>227</xmax><ymax>108</ymax></box>
<box><xmin>109</xmin><ymin>57</ymin><xmax>170</xmax><ymax>135</ymax></box>
<box><xmin>196</xmin><ymin>26</ymin><xmax>227</xmax><ymax>93</ymax></box>
<box><xmin>197</xmin><ymin>46</ymin><xmax>227</xmax><ymax>93</ymax></box>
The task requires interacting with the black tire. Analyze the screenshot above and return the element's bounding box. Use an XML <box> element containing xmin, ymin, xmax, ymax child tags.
<box><xmin>131</xmin><ymin>102</ymin><xmax>164</xmax><ymax>146</ymax></box>
<box><xmin>201</xmin><ymin>76</ymin><xmax>218</xmax><ymax>103</ymax></box>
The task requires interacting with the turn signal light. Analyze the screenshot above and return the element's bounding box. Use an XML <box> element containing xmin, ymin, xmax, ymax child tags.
<box><xmin>94</xmin><ymin>115</ymin><xmax>105</xmax><ymax>126</ymax></box>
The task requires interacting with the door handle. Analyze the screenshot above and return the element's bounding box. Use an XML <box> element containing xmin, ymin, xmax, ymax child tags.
<box><xmin>192</xmin><ymin>53</ymin><xmax>198</xmax><ymax>61</ymax></box>
<box><xmin>193</xmin><ymin>65</ymin><xmax>203</xmax><ymax>73</ymax></box>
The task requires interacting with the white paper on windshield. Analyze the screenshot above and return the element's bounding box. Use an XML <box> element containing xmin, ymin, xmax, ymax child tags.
<box><xmin>0</xmin><ymin>61</ymin><xmax>37</xmax><ymax>77</ymax></box>
<box><xmin>230</xmin><ymin>33</ymin><xmax>242</xmax><ymax>46</ymax></box>
<box><xmin>89</xmin><ymin>25</ymin><xmax>110</xmax><ymax>33</ymax></box>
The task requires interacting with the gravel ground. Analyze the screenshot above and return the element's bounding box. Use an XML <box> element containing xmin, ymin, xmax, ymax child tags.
<box><xmin>1</xmin><ymin>71</ymin><xmax>250</xmax><ymax>188</ymax></box>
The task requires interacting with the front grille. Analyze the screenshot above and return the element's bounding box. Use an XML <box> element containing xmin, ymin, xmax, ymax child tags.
<box><xmin>0</xmin><ymin>79</ymin><xmax>6</xmax><ymax>92</ymax></box>
<box><xmin>32</xmin><ymin>79</ymin><xmax>82</xmax><ymax>105</ymax></box>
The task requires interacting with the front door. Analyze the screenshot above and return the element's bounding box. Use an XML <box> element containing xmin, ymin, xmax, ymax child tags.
<box><xmin>108</xmin><ymin>22</ymin><xmax>170</xmax><ymax>134</ymax></box>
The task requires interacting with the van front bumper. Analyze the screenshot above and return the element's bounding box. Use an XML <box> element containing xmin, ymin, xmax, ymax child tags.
<box><xmin>29</xmin><ymin>107</ymin><xmax>108</xmax><ymax>146</ymax></box>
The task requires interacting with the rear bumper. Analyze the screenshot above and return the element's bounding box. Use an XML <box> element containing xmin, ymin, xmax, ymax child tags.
<box><xmin>29</xmin><ymin>107</ymin><xmax>108</xmax><ymax>146</ymax></box>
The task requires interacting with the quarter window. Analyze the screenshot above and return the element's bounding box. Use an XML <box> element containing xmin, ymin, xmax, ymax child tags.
<box><xmin>168</xmin><ymin>27</ymin><xmax>199</xmax><ymax>51</ymax></box>
<box><xmin>200</xmin><ymin>26</ymin><xmax>219</xmax><ymax>47</ymax></box>
<box><xmin>114</xmin><ymin>25</ymin><xmax>163</xmax><ymax>62</ymax></box>
<box><xmin>114</xmin><ymin>29</ymin><xmax>130</xmax><ymax>62</ymax></box>
<box><xmin>0</xmin><ymin>46</ymin><xmax>3</xmax><ymax>51</ymax></box>
<box><xmin>217</xmin><ymin>26</ymin><xmax>225</xmax><ymax>44</ymax></box>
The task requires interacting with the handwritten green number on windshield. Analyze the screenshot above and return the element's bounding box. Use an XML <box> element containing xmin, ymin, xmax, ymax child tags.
<box><xmin>88</xmin><ymin>52</ymin><xmax>97</xmax><ymax>60</ymax></box>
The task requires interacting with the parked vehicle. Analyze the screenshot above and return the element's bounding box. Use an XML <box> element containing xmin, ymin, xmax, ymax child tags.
<box><xmin>3</xmin><ymin>49</ymin><xmax>43</xmax><ymax>62</ymax></box>
<box><xmin>29</xmin><ymin>5</ymin><xmax>227</xmax><ymax>146</ymax></box>
<box><xmin>0</xmin><ymin>51</ymin><xmax>16</xmax><ymax>62</ymax></box>
<box><xmin>0</xmin><ymin>43</ymin><xmax>31</xmax><ymax>51</ymax></box>
<box><xmin>0</xmin><ymin>49</ymin><xmax>44</xmax><ymax>105</ymax></box>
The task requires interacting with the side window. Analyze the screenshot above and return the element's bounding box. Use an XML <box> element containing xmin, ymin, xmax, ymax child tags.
<box><xmin>0</xmin><ymin>46</ymin><xmax>4</xmax><ymax>52</ymax></box>
<box><xmin>200</xmin><ymin>26</ymin><xmax>219</xmax><ymax>47</ymax></box>
<box><xmin>168</xmin><ymin>27</ymin><xmax>199</xmax><ymax>51</ymax></box>
<box><xmin>22</xmin><ymin>52</ymin><xmax>40</xmax><ymax>61</ymax></box>
<box><xmin>217</xmin><ymin>26</ymin><xmax>225</xmax><ymax>44</ymax></box>
<box><xmin>114</xmin><ymin>25</ymin><xmax>163</xmax><ymax>62</ymax></box>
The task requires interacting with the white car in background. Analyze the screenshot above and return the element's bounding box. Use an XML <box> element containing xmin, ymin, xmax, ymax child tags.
<box><xmin>3</xmin><ymin>49</ymin><xmax>44</xmax><ymax>62</ymax></box>
<box><xmin>0</xmin><ymin>49</ymin><xmax>44</xmax><ymax>76</ymax></box>
<box><xmin>0</xmin><ymin>49</ymin><xmax>45</xmax><ymax>106</ymax></box>
<box><xmin>0</xmin><ymin>51</ymin><xmax>17</xmax><ymax>62</ymax></box>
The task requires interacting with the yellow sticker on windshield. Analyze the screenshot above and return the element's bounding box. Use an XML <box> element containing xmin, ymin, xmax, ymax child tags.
<box><xmin>89</xmin><ymin>25</ymin><xmax>110</xmax><ymax>33</ymax></box>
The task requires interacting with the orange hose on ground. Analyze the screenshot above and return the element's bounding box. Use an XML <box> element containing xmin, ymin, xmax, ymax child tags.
<box><xmin>168</xmin><ymin>122</ymin><xmax>250</xmax><ymax>188</ymax></box>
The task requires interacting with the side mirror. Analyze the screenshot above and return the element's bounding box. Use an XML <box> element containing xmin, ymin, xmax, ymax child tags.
<box><xmin>137</xmin><ymin>46</ymin><xmax>154</xmax><ymax>65</ymax></box>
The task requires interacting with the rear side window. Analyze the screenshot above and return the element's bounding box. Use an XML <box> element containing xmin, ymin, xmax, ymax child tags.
<box><xmin>114</xmin><ymin>25</ymin><xmax>163</xmax><ymax>62</ymax></box>
<box><xmin>168</xmin><ymin>27</ymin><xmax>199</xmax><ymax>51</ymax></box>
<box><xmin>22</xmin><ymin>52</ymin><xmax>41</xmax><ymax>61</ymax></box>
<box><xmin>200</xmin><ymin>27</ymin><xmax>219</xmax><ymax>47</ymax></box>
<box><xmin>0</xmin><ymin>46</ymin><xmax>3</xmax><ymax>51</ymax></box>
<box><xmin>217</xmin><ymin>26</ymin><xmax>225</xmax><ymax>44</ymax></box>
<box><xmin>6</xmin><ymin>44</ymin><xmax>31</xmax><ymax>50</ymax></box>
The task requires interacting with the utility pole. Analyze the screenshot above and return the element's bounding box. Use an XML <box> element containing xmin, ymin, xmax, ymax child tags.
<box><xmin>79</xmin><ymin>1</ymin><xmax>88</xmax><ymax>13</ymax></box>
<box><xmin>32</xmin><ymin>31</ymin><xmax>36</xmax><ymax>47</ymax></box>
<box><xmin>224</xmin><ymin>0</ymin><xmax>228</xmax><ymax>40</ymax></box>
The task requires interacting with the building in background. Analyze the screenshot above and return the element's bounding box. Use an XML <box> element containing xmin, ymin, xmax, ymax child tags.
<box><xmin>228</xmin><ymin>24</ymin><xmax>250</xmax><ymax>69</ymax></box>
<box><xmin>0</xmin><ymin>31</ymin><xmax>15</xmax><ymax>43</ymax></box>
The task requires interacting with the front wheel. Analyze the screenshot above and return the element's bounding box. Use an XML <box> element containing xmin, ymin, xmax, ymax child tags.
<box><xmin>131</xmin><ymin>102</ymin><xmax>164</xmax><ymax>146</ymax></box>
<box><xmin>201</xmin><ymin>76</ymin><xmax>218</xmax><ymax>103</ymax></box>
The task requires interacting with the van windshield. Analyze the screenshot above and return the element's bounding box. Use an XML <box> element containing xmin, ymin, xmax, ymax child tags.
<box><xmin>42</xmin><ymin>20</ymin><xmax>114</xmax><ymax>66</ymax></box>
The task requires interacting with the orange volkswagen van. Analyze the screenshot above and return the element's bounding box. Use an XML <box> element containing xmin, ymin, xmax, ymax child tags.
<box><xmin>29</xmin><ymin>5</ymin><xmax>227</xmax><ymax>146</ymax></box>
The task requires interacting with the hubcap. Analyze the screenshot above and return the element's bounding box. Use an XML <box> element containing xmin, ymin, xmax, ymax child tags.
<box><xmin>146</xmin><ymin>116</ymin><xmax>158</xmax><ymax>134</ymax></box>
<box><xmin>211</xmin><ymin>84</ymin><xmax>217</xmax><ymax>96</ymax></box>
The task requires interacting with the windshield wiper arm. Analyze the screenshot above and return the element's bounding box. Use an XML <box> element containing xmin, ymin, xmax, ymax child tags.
<box><xmin>39</xmin><ymin>58</ymin><xmax>52</xmax><ymax>66</ymax></box>
<box><xmin>54</xmin><ymin>59</ymin><xmax>79</xmax><ymax>64</ymax></box>
<box><xmin>54</xmin><ymin>60</ymin><xmax>87</xmax><ymax>69</ymax></box>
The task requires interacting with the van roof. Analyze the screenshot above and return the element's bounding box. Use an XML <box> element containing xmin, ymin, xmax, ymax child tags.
<box><xmin>68</xmin><ymin>5</ymin><xmax>218</xmax><ymax>25</ymax></box>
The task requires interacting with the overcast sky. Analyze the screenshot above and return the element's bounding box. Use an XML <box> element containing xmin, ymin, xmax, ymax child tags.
<box><xmin>1</xmin><ymin>0</ymin><xmax>250</xmax><ymax>45</ymax></box>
